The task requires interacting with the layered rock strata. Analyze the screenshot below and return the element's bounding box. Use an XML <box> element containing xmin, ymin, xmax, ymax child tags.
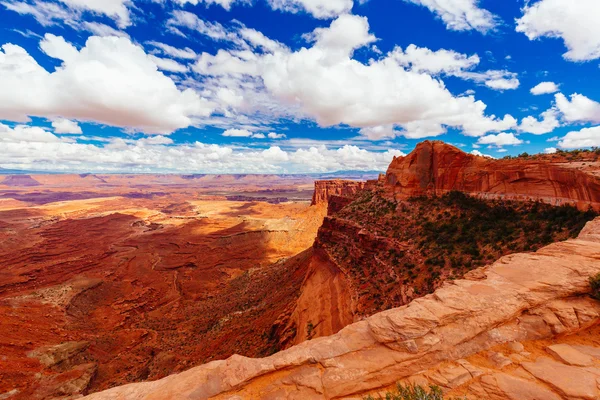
<box><xmin>385</xmin><ymin>141</ymin><xmax>600</xmax><ymax>210</ymax></box>
<box><xmin>311</xmin><ymin>180</ymin><xmax>366</xmax><ymax>206</ymax></box>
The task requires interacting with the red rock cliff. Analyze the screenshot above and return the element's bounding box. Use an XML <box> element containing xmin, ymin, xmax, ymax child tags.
<box><xmin>311</xmin><ymin>180</ymin><xmax>366</xmax><ymax>206</ymax></box>
<box><xmin>385</xmin><ymin>141</ymin><xmax>600</xmax><ymax>210</ymax></box>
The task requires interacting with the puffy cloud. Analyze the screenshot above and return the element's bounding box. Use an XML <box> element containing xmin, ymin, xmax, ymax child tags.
<box><xmin>516</xmin><ymin>0</ymin><xmax>600</xmax><ymax>61</ymax></box>
<box><xmin>518</xmin><ymin>109</ymin><xmax>560</xmax><ymax>135</ymax></box>
<box><xmin>288</xmin><ymin>145</ymin><xmax>405</xmax><ymax>172</ymax></box>
<box><xmin>401</xmin><ymin>120</ymin><xmax>447</xmax><ymax>139</ymax></box>
<box><xmin>402</xmin><ymin>0</ymin><xmax>498</xmax><ymax>33</ymax></box>
<box><xmin>477</xmin><ymin>132</ymin><xmax>523</xmax><ymax>147</ymax></box>
<box><xmin>558</xmin><ymin>126</ymin><xmax>600</xmax><ymax>149</ymax></box>
<box><xmin>222</xmin><ymin>128</ymin><xmax>265</xmax><ymax>138</ymax></box>
<box><xmin>456</xmin><ymin>70</ymin><xmax>520</xmax><ymax>91</ymax></box>
<box><xmin>389</xmin><ymin>45</ymin><xmax>521</xmax><ymax>91</ymax></box>
<box><xmin>267</xmin><ymin>0</ymin><xmax>353</xmax><ymax>19</ymax></box>
<box><xmin>544</xmin><ymin>147</ymin><xmax>557</xmax><ymax>154</ymax></box>
<box><xmin>305</xmin><ymin>14</ymin><xmax>376</xmax><ymax>56</ymax></box>
<box><xmin>262</xmin><ymin>146</ymin><xmax>289</xmax><ymax>161</ymax></box>
<box><xmin>268</xmin><ymin>132</ymin><xmax>287</xmax><ymax>139</ymax></box>
<box><xmin>136</xmin><ymin>136</ymin><xmax>174</xmax><ymax>146</ymax></box>
<box><xmin>0</xmin><ymin>34</ymin><xmax>213</xmax><ymax>134</ymax></box>
<box><xmin>258</xmin><ymin>15</ymin><xmax>516</xmax><ymax>137</ymax></box>
<box><xmin>470</xmin><ymin>149</ymin><xmax>495</xmax><ymax>158</ymax></box>
<box><xmin>161</xmin><ymin>14</ymin><xmax>517</xmax><ymax>139</ymax></box>
<box><xmin>0</xmin><ymin>123</ymin><xmax>65</xmax><ymax>143</ymax></box>
<box><xmin>52</xmin><ymin>118</ymin><xmax>82</xmax><ymax>134</ymax></box>
<box><xmin>483</xmin><ymin>76</ymin><xmax>520</xmax><ymax>90</ymax></box>
<box><xmin>530</xmin><ymin>81</ymin><xmax>559</xmax><ymax>95</ymax></box>
<box><xmin>359</xmin><ymin>125</ymin><xmax>399</xmax><ymax>140</ymax></box>
<box><xmin>222</xmin><ymin>128</ymin><xmax>253</xmax><ymax>137</ymax></box>
<box><xmin>554</xmin><ymin>93</ymin><xmax>600</xmax><ymax>124</ymax></box>
<box><xmin>0</xmin><ymin>125</ymin><xmax>405</xmax><ymax>173</ymax></box>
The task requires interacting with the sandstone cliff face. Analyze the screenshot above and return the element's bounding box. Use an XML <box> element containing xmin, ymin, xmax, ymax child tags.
<box><xmin>278</xmin><ymin>248</ymin><xmax>355</xmax><ymax>348</ymax></box>
<box><xmin>386</xmin><ymin>141</ymin><xmax>600</xmax><ymax>210</ymax></box>
<box><xmin>311</xmin><ymin>180</ymin><xmax>366</xmax><ymax>206</ymax></box>
<box><xmin>83</xmin><ymin>218</ymin><xmax>600</xmax><ymax>400</ymax></box>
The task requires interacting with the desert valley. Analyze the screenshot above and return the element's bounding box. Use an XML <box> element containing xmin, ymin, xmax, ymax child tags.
<box><xmin>1</xmin><ymin>141</ymin><xmax>600</xmax><ymax>400</ymax></box>
<box><xmin>2</xmin><ymin>0</ymin><xmax>600</xmax><ymax>398</ymax></box>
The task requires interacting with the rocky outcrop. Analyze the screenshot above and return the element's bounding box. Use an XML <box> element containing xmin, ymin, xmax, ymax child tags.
<box><xmin>278</xmin><ymin>248</ymin><xmax>355</xmax><ymax>348</ymax></box>
<box><xmin>385</xmin><ymin>141</ymin><xmax>600</xmax><ymax>210</ymax></box>
<box><xmin>311</xmin><ymin>180</ymin><xmax>366</xmax><ymax>206</ymax></box>
<box><xmin>82</xmin><ymin>217</ymin><xmax>600</xmax><ymax>400</ymax></box>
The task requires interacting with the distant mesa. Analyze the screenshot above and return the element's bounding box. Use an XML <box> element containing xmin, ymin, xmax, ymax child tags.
<box><xmin>181</xmin><ymin>174</ymin><xmax>208</xmax><ymax>180</ymax></box>
<box><xmin>1</xmin><ymin>174</ymin><xmax>41</xmax><ymax>187</ymax></box>
<box><xmin>78</xmin><ymin>173</ymin><xmax>108</xmax><ymax>183</ymax></box>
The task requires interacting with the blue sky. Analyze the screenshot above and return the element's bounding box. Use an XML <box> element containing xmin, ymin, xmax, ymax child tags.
<box><xmin>0</xmin><ymin>0</ymin><xmax>599</xmax><ymax>173</ymax></box>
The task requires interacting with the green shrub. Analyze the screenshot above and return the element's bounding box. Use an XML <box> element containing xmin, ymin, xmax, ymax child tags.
<box><xmin>590</xmin><ymin>273</ymin><xmax>600</xmax><ymax>301</ymax></box>
<box><xmin>364</xmin><ymin>384</ymin><xmax>444</xmax><ymax>400</ymax></box>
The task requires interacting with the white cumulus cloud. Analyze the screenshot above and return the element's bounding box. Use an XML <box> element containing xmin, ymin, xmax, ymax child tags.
<box><xmin>477</xmin><ymin>132</ymin><xmax>523</xmax><ymax>147</ymax></box>
<box><xmin>555</xmin><ymin>93</ymin><xmax>600</xmax><ymax>124</ymax></box>
<box><xmin>259</xmin><ymin>15</ymin><xmax>517</xmax><ymax>137</ymax></box>
<box><xmin>0</xmin><ymin>123</ymin><xmax>406</xmax><ymax>173</ymax></box>
<box><xmin>470</xmin><ymin>149</ymin><xmax>495</xmax><ymax>158</ymax></box>
<box><xmin>558</xmin><ymin>126</ymin><xmax>600</xmax><ymax>149</ymax></box>
<box><xmin>530</xmin><ymin>81</ymin><xmax>559</xmax><ymax>95</ymax></box>
<box><xmin>518</xmin><ymin>109</ymin><xmax>560</xmax><ymax>135</ymax></box>
<box><xmin>51</xmin><ymin>118</ymin><xmax>82</xmax><ymax>134</ymax></box>
<box><xmin>0</xmin><ymin>34</ymin><xmax>213</xmax><ymax>134</ymax></box>
<box><xmin>516</xmin><ymin>0</ymin><xmax>600</xmax><ymax>61</ymax></box>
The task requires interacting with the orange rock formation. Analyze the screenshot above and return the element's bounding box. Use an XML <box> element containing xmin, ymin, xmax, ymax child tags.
<box><xmin>311</xmin><ymin>180</ymin><xmax>366</xmax><ymax>206</ymax></box>
<box><xmin>385</xmin><ymin>141</ymin><xmax>600</xmax><ymax>210</ymax></box>
<box><xmin>82</xmin><ymin>217</ymin><xmax>600</xmax><ymax>399</ymax></box>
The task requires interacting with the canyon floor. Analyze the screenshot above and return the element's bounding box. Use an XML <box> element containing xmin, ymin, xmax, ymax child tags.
<box><xmin>0</xmin><ymin>175</ymin><xmax>328</xmax><ymax>399</ymax></box>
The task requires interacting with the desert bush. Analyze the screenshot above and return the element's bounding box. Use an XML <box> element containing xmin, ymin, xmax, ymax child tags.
<box><xmin>590</xmin><ymin>273</ymin><xmax>600</xmax><ymax>301</ymax></box>
<box><xmin>364</xmin><ymin>384</ymin><xmax>444</xmax><ymax>400</ymax></box>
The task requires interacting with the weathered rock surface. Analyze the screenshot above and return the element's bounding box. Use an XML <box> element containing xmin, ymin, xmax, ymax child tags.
<box><xmin>546</xmin><ymin>344</ymin><xmax>594</xmax><ymax>366</ymax></box>
<box><xmin>81</xmin><ymin>217</ymin><xmax>600</xmax><ymax>400</ymax></box>
<box><xmin>311</xmin><ymin>180</ymin><xmax>366</xmax><ymax>206</ymax></box>
<box><xmin>385</xmin><ymin>141</ymin><xmax>600</xmax><ymax>210</ymax></box>
<box><xmin>279</xmin><ymin>249</ymin><xmax>355</xmax><ymax>348</ymax></box>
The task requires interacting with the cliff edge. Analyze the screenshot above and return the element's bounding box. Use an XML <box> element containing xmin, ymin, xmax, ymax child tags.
<box><xmin>83</xmin><ymin>217</ymin><xmax>600</xmax><ymax>400</ymax></box>
<box><xmin>311</xmin><ymin>180</ymin><xmax>366</xmax><ymax>206</ymax></box>
<box><xmin>385</xmin><ymin>141</ymin><xmax>600</xmax><ymax>210</ymax></box>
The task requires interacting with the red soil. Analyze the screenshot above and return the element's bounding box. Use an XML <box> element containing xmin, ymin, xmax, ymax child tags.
<box><xmin>0</xmin><ymin>185</ymin><xmax>325</xmax><ymax>399</ymax></box>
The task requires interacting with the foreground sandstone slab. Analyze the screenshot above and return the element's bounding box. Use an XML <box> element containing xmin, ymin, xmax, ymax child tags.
<box><xmin>83</xmin><ymin>218</ymin><xmax>600</xmax><ymax>400</ymax></box>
